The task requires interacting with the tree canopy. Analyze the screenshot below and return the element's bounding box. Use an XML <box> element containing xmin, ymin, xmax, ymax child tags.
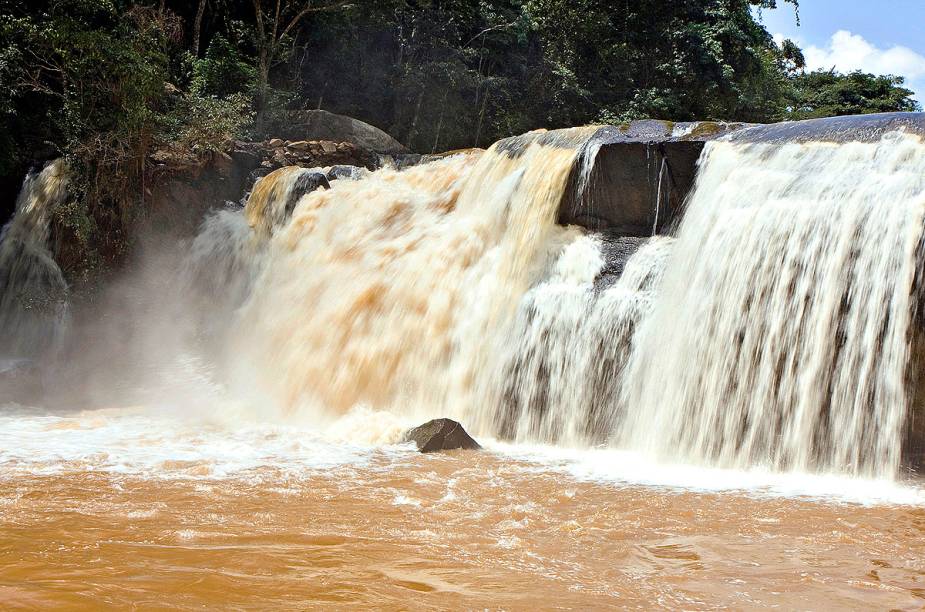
<box><xmin>0</xmin><ymin>0</ymin><xmax>918</xmax><ymax>170</ymax></box>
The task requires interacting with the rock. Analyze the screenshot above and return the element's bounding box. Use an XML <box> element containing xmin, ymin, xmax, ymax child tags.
<box><xmin>319</xmin><ymin>141</ymin><xmax>337</xmax><ymax>154</ymax></box>
<box><xmin>268</xmin><ymin>138</ymin><xmax>284</xmax><ymax>148</ymax></box>
<box><xmin>286</xmin><ymin>140</ymin><xmax>311</xmax><ymax>151</ymax></box>
<box><xmin>212</xmin><ymin>151</ymin><xmax>234</xmax><ymax>178</ymax></box>
<box><xmin>272</xmin><ymin>149</ymin><xmax>288</xmax><ymax>166</ymax></box>
<box><xmin>261</xmin><ymin>110</ymin><xmax>408</xmax><ymax>154</ymax></box>
<box><xmin>547</xmin><ymin>122</ymin><xmax>750</xmax><ymax>236</ymax></box>
<box><xmin>728</xmin><ymin>112</ymin><xmax>925</xmax><ymax>144</ymax></box>
<box><xmin>286</xmin><ymin>171</ymin><xmax>330</xmax><ymax>217</ymax></box>
<box><xmin>402</xmin><ymin>419</ymin><xmax>482</xmax><ymax>453</ymax></box>
<box><xmin>326</xmin><ymin>165</ymin><xmax>370</xmax><ymax>181</ymax></box>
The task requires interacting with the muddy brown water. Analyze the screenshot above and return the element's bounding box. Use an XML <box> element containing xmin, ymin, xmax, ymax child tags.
<box><xmin>2</xmin><ymin>449</ymin><xmax>924</xmax><ymax>610</ymax></box>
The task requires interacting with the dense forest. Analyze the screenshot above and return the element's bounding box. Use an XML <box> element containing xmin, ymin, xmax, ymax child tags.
<box><xmin>0</xmin><ymin>0</ymin><xmax>918</xmax><ymax>276</ymax></box>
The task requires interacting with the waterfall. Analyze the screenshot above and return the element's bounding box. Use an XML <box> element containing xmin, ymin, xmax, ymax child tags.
<box><xmin>4</xmin><ymin>126</ymin><xmax>924</xmax><ymax>481</ymax></box>
<box><xmin>166</xmin><ymin>128</ymin><xmax>925</xmax><ymax>479</ymax></box>
<box><xmin>483</xmin><ymin>235</ymin><xmax>672</xmax><ymax>445</ymax></box>
<box><xmin>230</xmin><ymin>128</ymin><xmax>600</xmax><ymax>420</ymax></box>
<box><xmin>620</xmin><ymin>134</ymin><xmax>925</xmax><ymax>478</ymax></box>
<box><xmin>0</xmin><ymin>160</ymin><xmax>69</xmax><ymax>362</ymax></box>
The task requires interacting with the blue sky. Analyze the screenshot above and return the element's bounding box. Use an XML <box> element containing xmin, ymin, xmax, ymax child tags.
<box><xmin>754</xmin><ymin>1</ymin><xmax>925</xmax><ymax>104</ymax></box>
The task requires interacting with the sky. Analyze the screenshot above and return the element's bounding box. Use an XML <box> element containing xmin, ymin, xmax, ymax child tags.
<box><xmin>755</xmin><ymin>0</ymin><xmax>925</xmax><ymax>104</ymax></box>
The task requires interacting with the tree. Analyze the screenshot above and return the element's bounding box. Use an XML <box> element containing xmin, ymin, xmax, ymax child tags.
<box><xmin>192</xmin><ymin>0</ymin><xmax>208</xmax><ymax>57</ymax></box>
<box><xmin>248</xmin><ymin>0</ymin><xmax>353</xmax><ymax>119</ymax></box>
<box><xmin>782</xmin><ymin>70</ymin><xmax>920</xmax><ymax>119</ymax></box>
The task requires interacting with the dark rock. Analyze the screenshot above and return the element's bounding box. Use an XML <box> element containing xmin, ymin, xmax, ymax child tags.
<box><xmin>402</xmin><ymin>418</ymin><xmax>482</xmax><ymax>453</ymax></box>
<box><xmin>555</xmin><ymin>122</ymin><xmax>748</xmax><ymax>237</ymax></box>
<box><xmin>285</xmin><ymin>172</ymin><xmax>330</xmax><ymax>217</ymax></box>
<box><xmin>326</xmin><ymin>165</ymin><xmax>370</xmax><ymax>181</ymax></box>
<box><xmin>377</xmin><ymin>153</ymin><xmax>423</xmax><ymax>170</ymax></box>
<box><xmin>594</xmin><ymin>235</ymin><xmax>649</xmax><ymax>291</ymax></box>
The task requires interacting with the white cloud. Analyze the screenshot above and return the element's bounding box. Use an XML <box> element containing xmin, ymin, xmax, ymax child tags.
<box><xmin>775</xmin><ymin>30</ymin><xmax>925</xmax><ymax>104</ymax></box>
<box><xmin>803</xmin><ymin>30</ymin><xmax>925</xmax><ymax>80</ymax></box>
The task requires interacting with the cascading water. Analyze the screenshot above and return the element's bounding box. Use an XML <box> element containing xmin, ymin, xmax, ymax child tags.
<box><xmin>619</xmin><ymin>134</ymin><xmax>925</xmax><ymax>478</ymax></box>
<box><xmin>3</xmin><ymin>126</ymin><xmax>924</xmax><ymax>483</ymax></box>
<box><xmin>0</xmin><ymin>159</ymin><xmax>69</xmax><ymax>363</ymax></box>
<box><xmin>223</xmin><ymin>129</ymin><xmax>598</xmax><ymax>422</ymax></box>
<box><xmin>481</xmin><ymin>235</ymin><xmax>672</xmax><ymax>445</ymax></box>
<box><xmin>166</xmin><ymin>128</ymin><xmax>925</xmax><ymax>480</ymax></box>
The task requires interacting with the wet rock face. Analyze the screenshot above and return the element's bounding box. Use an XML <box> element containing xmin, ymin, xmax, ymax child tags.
<box><xmin>402</xmin><ymin>419</ymin><xmax>482</xmax><ymax>453</ymax></box>
<box><xmin>285</xmin><ymin>172</ymin><xmax>330</xmax><ymax>218</ymax></box>
<box><xmin>594</xmin><ymin>235</ymin><xmax>648</xmax><ymax>291</ymax></box>
<box><xmin>557</xmin><ymin>122</ymin><xmax>751</xmax><ymax>237</ymax></box>
<box><xmin>560</xmin><ymin>141</ymin><xmax>705</xmax><ymax>235</ymax></box>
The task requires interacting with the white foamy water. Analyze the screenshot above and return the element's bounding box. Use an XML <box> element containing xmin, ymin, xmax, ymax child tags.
<box><xmin>476</xmin><ymin>234</ymin><xmax>672</xmax><ymax>444</ymax></box>
<box><xmin>2</xmin><ymin>405</ymin><xmax>922</xmax><ymax>506</ymax></box>
<box><xmin>0</xmin><ymin>406</ymin><xmax>399</xmax><ymax>479</ymax></box>
<box><xmin>490</xmin><ymin>441</ymin><xmax>925</xmax><ymax>507</ymax></box>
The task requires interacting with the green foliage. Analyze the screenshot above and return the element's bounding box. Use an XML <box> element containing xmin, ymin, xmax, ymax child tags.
<box><xmin>782</xmin><ymin>70</ymin><xmax>920</xmax><ymax>120</ymax></box>
<box><xmin>190</xmin><ymin>35</ymin><xmax>257</xmax><ymax>98</ymax></box>
<box><xmin>159</xmin><ymin>92</ymin><xmax>255</xmax><ymax>154</ymax></box>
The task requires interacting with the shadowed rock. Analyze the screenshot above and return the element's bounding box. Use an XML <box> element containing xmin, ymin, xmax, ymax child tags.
<box><xmin>326</xmin><ymin>165</ymin><xmax>370</xmax><ymax>181</ymax></box>
<box><xmin>286</xmin><ymin>171</ymin><xmax>330</xmax><ymax>217</ymax></box>
<box><xmin>402</xmin><ymin>418</ymin><xmax>482</xmax><ymax>453</ymax></box>
<box><xmin>556</xmin><ymin>122</ymin><xmax>748</xmax><ymax>236</ymax></box>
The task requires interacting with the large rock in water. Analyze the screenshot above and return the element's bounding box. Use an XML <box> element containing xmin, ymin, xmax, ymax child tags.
<box><xmin>402</xmin><ymin>419</ymin><xmax>482</xmax><ymax>453</ymax></box>
<box><xmin>262</xmin><ymin>110</ymin><xmax>408</xmax><ymax>154</ymax></box>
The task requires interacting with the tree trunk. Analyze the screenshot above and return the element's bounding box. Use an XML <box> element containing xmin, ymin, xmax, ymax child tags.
<box><xmin>192</xmin><ymin>0</ymin><xmax>207</xmax><ymax>57</ymax></box>
<box><xmin>255</xmin><ymin>53</ymin><xmax>270</xmax><ymax>135</ymax></box>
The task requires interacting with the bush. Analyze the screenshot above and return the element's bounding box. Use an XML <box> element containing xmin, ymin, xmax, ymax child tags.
<box><xmin>190</xmin><ymin>35</ymin><xmax>257</xmax><ymax>99</ymax></box>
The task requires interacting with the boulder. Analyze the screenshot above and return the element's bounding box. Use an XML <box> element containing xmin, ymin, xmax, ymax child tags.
<box><xmin>286</xmin><ymin>171</ymin><xmax>330</xmax><ymax>217</ymax></box>
<box><xmin>286</xmin><ymin>140</ymin><xmax>312</xmax><ymax>151</ymax></box>
<box><xmin>402</xmin><ymin>418</ymin><xmax>482</xmax><ymax>453</ymax></box>
<box><xmin>262</xmin><ymin>110</ymin><xmax>408</xmax><ymax>154</ymax></box>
